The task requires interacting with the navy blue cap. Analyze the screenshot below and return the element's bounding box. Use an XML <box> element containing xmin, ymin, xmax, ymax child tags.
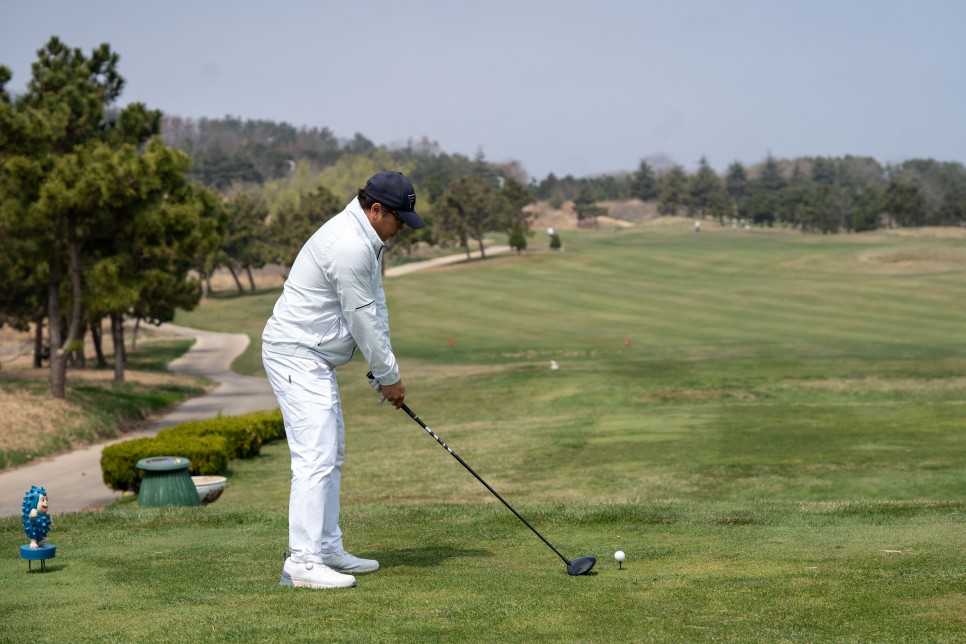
<box><xmin>363</xmin><ymin>171</ymin><xmax>425</xmax><ymax>229</ymax></box>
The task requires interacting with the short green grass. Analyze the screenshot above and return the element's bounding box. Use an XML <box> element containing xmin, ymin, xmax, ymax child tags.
<box><xmin>3</xmin><ymin>220</ymin><xmax>966</xmax><ymax>641</ymax></box>
<box><xmin>4</xmin><ymin>493</ymin><xmax>965</xmax><ymax>641</ymax></box>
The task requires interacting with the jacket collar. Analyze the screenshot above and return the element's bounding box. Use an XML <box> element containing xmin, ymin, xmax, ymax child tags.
<box><xmin>347</xmin><ymin>197</ymin><xmax>385</xmax><ymax>256</ymax></box>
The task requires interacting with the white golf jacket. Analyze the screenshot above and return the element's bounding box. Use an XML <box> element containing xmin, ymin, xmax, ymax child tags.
<box><xmin>262</xmin><ymin>197</ymin><xmax>401</xmax><ymax>386</ymax></box>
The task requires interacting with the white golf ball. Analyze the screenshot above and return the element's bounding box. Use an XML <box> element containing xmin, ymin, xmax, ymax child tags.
<box><xmin>614</xmin><ymin>550</ymin><xmax>625</xmax><ymax>562</ymax></box>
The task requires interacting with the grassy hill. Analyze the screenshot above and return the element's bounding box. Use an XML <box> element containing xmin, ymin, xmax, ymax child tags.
<box><xmin>5</xmin><ymin>218</ymin><xmax>964</xmax><ymax>641</ymax></box>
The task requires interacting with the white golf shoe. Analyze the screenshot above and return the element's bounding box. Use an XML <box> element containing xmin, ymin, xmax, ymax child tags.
<box><xmin>280</xmin><ymin>559</ymin><xmax>356</xmax><ymax>589</ymax></box>
<box><xmin>320</xmin><ymin>550</ymin><xmax>380</xmax><ymax>574</ymax></box>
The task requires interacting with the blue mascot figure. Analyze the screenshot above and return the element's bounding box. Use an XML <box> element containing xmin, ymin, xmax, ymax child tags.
<box><xmin>22</xmin><ymin>486</ymin><xmax>53</xmax><ymax>548</ymax></box>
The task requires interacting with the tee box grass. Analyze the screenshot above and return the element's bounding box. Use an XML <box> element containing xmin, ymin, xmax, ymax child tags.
<box><xmin>3</xmin><ymin>220</ymin><xmax>965</xmax><ymax>641</ymax></box>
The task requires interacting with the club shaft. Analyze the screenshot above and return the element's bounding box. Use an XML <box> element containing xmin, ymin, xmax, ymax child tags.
<box><xmin>401</xmin><ymin>404</ymin><xmax>571</xmax><ymax>565</ymax></box>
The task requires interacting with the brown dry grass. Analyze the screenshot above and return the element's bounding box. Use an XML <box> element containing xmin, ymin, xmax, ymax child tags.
<box><xmin>525</xmin><ymin>199</ymin><xmax>648</xmax><ymax>233</ymax></box>
<box><xmin>0</xmin><ymin>321</ymin><xmax>188</xmax><ymax>372</ymax></box>
<box><xmin>0</xmin><ymin>388</ymin><xmax>79</xmax><ymax>453</ymax></box>
<box><xmin>631</xmin><ymin>376</ymin><xmax>966</xmax><ymax>406</ymax></box>
<box><xmin>0</xmin><ymin>324</ymin><xmax>204</xmax><ymax>463</ymax></box>
<box><xmin>0</xmin><ymin>325</ymin><xmax>33</xmax><ymax>371</ymax></box>
<box><xmin>202</xmin><ymin>264</ymin><xmax>287</xmax><ymax>292</ymax></box>
<box><xmin>637</xmin><ymin>387</ymin><xmax>764</xmax><ymax>404</ymax></box>
<box><xmin>0</xmin><ymin>366</ymin><xmax>198</xmax><ymax>459</ymax></box>
<box><xmin>858</xmin><ymin>246</ymin><xmax>966</xmax><ymax>270</ymax></box>
<box><xmin>1</xmin><ymin>364</ymin><xmax>193</xmax><ymax>386</ymax></box>
<box><xmin>778</xmin><ymin>375</ymin><xmax>966</xmax><ymax>395</ymax></box>
<box><xmin>882</xmin><ymin>226</ymin><xmax>966</xmax><ymax>239</ymax></box>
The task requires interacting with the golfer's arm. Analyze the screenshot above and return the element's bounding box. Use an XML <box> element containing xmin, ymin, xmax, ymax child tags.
<box><xmin>333</xmin><ymin>253</ymin><xmax>399</xmax><ymax>385</ymax></box>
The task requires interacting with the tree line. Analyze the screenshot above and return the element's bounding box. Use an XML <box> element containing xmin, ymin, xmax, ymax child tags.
<box><xmin>165</xmin><ymin>112</ymin><xmax>966</xmax><ymax>234</ymax></box>
<box><xmin>534</xmin><ymin>154</ymin><xmax>966</xmax><ymax>232</ymax></box>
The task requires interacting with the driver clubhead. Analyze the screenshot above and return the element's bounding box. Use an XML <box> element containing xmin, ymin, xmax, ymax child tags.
<box><xmin>567</xmin><ymin>556</ymin><xmax>597</xmax><ymax>576</ymax></box>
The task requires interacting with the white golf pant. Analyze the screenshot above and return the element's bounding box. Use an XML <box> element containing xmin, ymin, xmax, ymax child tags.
<box><xmin>263</xmin><ymin>350</ymin><xmax>345</xmax><ymax>562</ymax></box>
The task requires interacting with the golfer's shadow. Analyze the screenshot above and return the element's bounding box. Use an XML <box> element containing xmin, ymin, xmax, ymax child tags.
<box><xmin>368</xmin><ymin>546</ymin><xmax>492</xmax><ymax>568</ymax></box>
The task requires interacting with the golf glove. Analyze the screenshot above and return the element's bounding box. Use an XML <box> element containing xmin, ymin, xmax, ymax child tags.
<box><xmin>366</xmin><ymin>371</ymin><xmax>382</xmax><ymax>394</ymax></box>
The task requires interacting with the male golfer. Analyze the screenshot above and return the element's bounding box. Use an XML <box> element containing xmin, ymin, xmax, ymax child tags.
<box><xmin>262</xmin><ymin>171</ymin><xmax>425</xmax><ymax>589</ymax></box>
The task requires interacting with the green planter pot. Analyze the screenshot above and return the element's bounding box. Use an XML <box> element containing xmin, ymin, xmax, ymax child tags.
<box><xmin>136</xmin><ymin>456</ymin><xmax>200</xmax><ymax>507</ymax></box>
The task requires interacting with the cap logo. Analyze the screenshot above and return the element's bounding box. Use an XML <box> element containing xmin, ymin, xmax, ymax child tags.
<box><xmin>407</xmin><ymin>193</ymin><xmax>416</xmax><ymax>210</ymax></box>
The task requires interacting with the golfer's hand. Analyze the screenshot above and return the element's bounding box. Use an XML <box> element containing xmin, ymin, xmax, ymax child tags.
<box><xmin>380</xmin><ymin>380</ymin><xmax>406</xmax><ymax>409</ymax></box>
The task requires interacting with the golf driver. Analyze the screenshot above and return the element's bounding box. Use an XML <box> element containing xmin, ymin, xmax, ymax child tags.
<box><xmin>399</xmin><ymin>403</ymin><xmax>596</xmax><ymax>576</ymax></box>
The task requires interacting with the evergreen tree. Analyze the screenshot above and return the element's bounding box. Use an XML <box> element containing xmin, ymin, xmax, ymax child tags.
<box><xmin>436</xmin><ymin>176</ymin><xmax>504</xmax><ymax>259</ymax></box>
<box><xmin>749</xmin><ymin>154</ymin><xmax>786</xmax><ymax>226</ymax></box>
<box><xmin>269</xmin><ymin>184</ymin><xmax>341</xmax><ymax>272</ymax></box>
<box><xmin>501</xmin><ymin>177</ymin><xmax>534</xmax><ymax>235</ymax></box>
<box><xmin>508</xmin><ymin>225</ymin><xmax>527</xmax><ymax>253</ymax></box>
<box><xmin>658</xmin><ymin>165</ymin><xmax>689</xmax><ymax>216</ymax></box>
<box><xmin>778</xmin><ymin>165</ymin><xmax>811</xmax><ymax>230</ymax></box>
<box><xmin>880</xmin><ymin>178</ymin><xmax>927</xmax><ymax>227</ymax></box>
<box><xmin>687</xmin><ymin>156</ymin><xmax>723</xmax><ymax>218</ymax></box>
<box><xmin>629</xmin><ymin>159</ymin><xmax>659</xmax><ymax>200</ymax></box>
<box><xmin>724</xmin><ymin>161</ymin><xmax>750</xmax><ymax>223</ymax></box>
<box><xmin>1</xmin><ymin>38</ymin><xmax>221</xmax><ymax>393</ymax></box>
<box><xmin>221</xmin><ymin>193</ymin><xmax>271</xmax><ymax>292</ymax></box>
<box><xmin>573</xmin><ymin>183</ymin><xmax>607</xmax><ymax>227</ymax></box>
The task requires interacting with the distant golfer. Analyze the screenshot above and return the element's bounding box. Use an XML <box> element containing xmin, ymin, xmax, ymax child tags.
<box><xmin>262</xmin><ymin>171</ymin><xmax>425</xmax><ymax>589</ymax></box>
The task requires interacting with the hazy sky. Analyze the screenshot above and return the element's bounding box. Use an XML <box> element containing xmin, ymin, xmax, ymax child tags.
<box><xmin>3</xmin><ymin>0</ymin><xmax>964</xmax><ymax>180</ymax></box>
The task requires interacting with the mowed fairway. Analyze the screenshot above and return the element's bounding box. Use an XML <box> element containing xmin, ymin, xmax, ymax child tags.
<box><xmin>3</xmin><ymin>219</ymin><xmax>965</xmax><ymax>641</ymax></box>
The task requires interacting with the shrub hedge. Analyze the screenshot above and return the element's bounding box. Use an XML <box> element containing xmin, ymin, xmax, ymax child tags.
<box><xmin>100</xmin><ymin>409</ymin><xmax>285</xmax><ymax>493</ymax></box>
<box><xmin>158</xmin><ymin>418</ymin><xmax>262</xmax><ymax>459</ymax></box>
<box><xmin>100</xmin><ymin>435</ymin><xmax>231</xmax><ymax>493</ymax></box>
<box><xmin>239</xmin><ymin>409</ymin><xmax>286</xmax><ymax>443</ymax></box>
